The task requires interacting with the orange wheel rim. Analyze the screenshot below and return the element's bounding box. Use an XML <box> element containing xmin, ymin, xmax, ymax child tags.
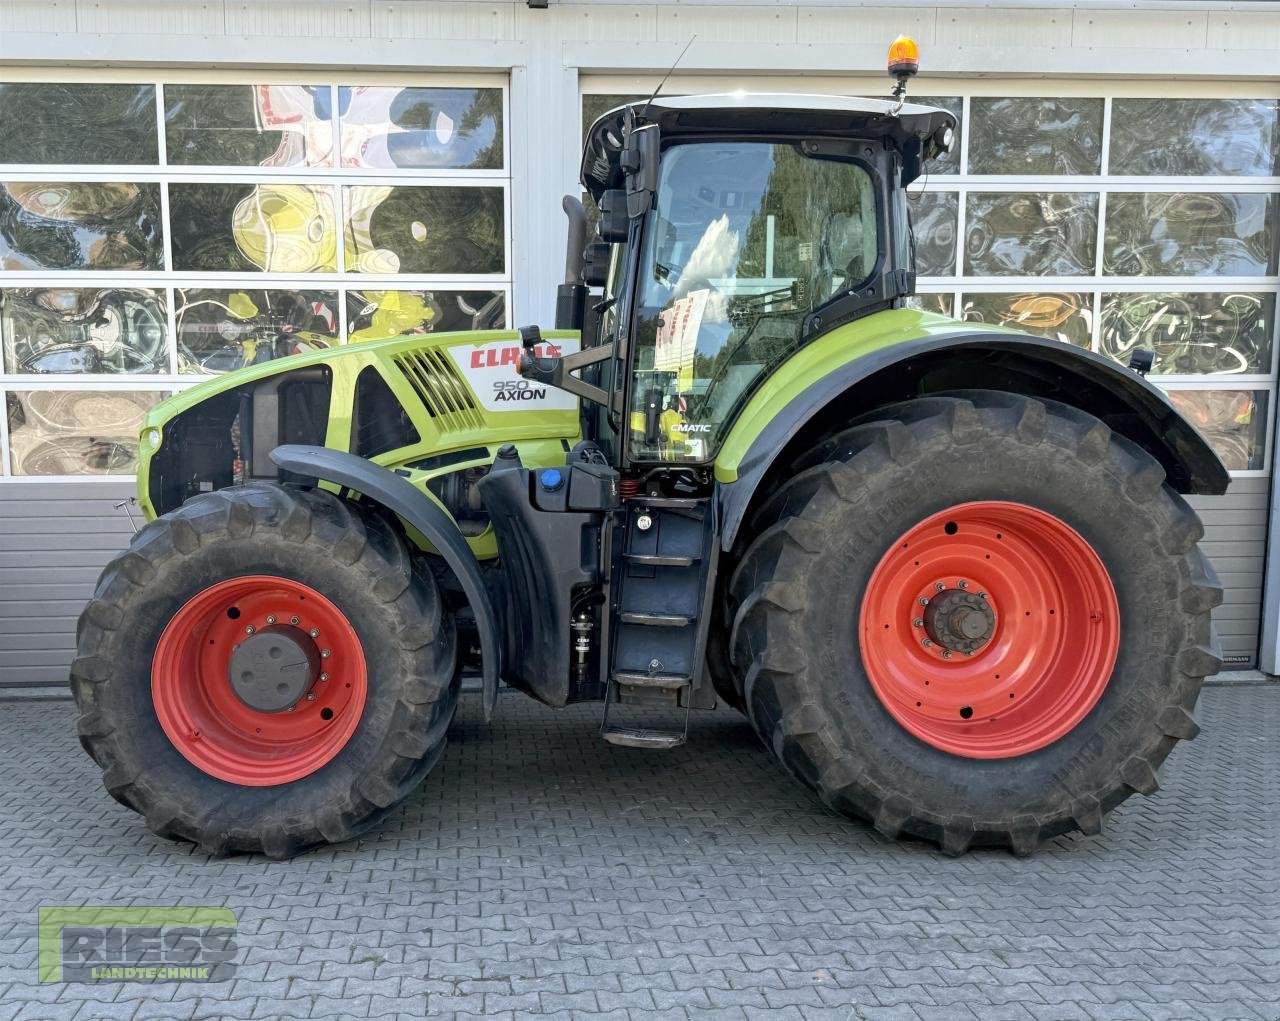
<box><xmin>152</xmin><ymin>576</ymin><xmax>367</xmax><ymax>786</ymax></box>
<box><xmin>859</xmin><ymin>501</ymin><xmax>1119</xmax><ymax>759</ymax></box>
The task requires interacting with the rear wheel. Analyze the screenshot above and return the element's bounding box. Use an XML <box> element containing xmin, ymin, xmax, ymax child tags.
<box><xmin>728</xmin><ymin>392</ymin><xmax>1222</xmax><ymax>854</ymax></box>
<box><xmin>72</xmin><ymin>483</ymin><xmax>458</xmax><ymax>858</ymax></box>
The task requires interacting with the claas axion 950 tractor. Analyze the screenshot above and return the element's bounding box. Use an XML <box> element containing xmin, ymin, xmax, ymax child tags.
<box><xmin>73</xmin><ymin>39</ymin><xmax>1227</xmax><ymax>858</ymax></box>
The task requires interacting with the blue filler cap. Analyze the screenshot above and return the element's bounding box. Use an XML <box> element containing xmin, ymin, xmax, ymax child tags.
<box><xmin>539</xmin><ymin>468</ymin><xmax>565</xmax><ymax>491</ymax></box>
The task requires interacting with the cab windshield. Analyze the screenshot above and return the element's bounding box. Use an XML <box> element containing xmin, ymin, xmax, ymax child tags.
<box><xmin>628</xmin><ymin>140</ymin><xmax>879</xmax><ymax>462</ymax></box>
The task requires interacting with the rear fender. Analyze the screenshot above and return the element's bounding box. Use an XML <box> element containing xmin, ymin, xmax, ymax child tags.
<box><xmin>270</xmin><ymin>444</ymin><xmax>502</xmax><ymax>719</ymax></box>
<box><xmin>716</xmin><ymin>328</ymin><xmax>1229</xmax><ymax>552</ymax></box>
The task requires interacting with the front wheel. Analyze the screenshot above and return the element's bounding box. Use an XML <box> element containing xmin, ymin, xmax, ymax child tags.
<box><xmin>729</xmin><ymin>393</ymin><xmax>1222</xmax><ymax>855</ymax></box>
<box><xmin>71</xmin><ymin>483</ymin><xmax>458</xmax><ymax>858</ymax></box>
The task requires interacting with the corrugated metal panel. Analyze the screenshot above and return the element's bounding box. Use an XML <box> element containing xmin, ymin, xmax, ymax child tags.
<box><xmin>0</xmin><ymin>481</ymin><xmax>133</xmax><ymax>690</ymax></box>
<box><xmin>1071</xmin><ymin>9</ymin><xmax>1209</xmax><ymax>50</ymax></box>
<box><xmin>227</xmin><ymin>0</ymin><xmax>371</xmax><ymax>39</ymax></box>
<box><xmin>798</xmin><ymin>5</ymin><xmax>937</xmax><ymax>46</ymax></box>
<box><xmin>656</xmin><ymin>5</ymin><xmax>799</xmax><ymax>43</ymax></box>
<box><xmin>76</xmin><ymin>0</ymin><xmax>224</xmax><ymax>35</ymax></box>
<box><xmin>1189</xmin><ymin>476</ymin><xmax>1269</xmax><ymax>668</ymax></box>
<box><xmin>0</xmin><ymin>0</ymin><xmax>77</xmax><ymax>33</ymax></box>
<box><xmin>370</xmin><ymin>2</ymin><xmax>517</xmax><ymax>42</ymax></box>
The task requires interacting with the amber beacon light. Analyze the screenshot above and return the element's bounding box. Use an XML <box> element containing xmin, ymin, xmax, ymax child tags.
<box><xmin>887</xmin><ymin>35</ymin><xmax>920</xmax><ymax>105</ymax></box>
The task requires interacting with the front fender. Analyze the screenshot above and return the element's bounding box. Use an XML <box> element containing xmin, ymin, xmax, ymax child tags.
<box><xmin>270</xmin><ymin>444</ymin><xmax>502</xmax><ymax>719</ymax></box>
<box><xmin>716</xmin><ymin>325</ymin><xmax>1229</xmax><ymax>552</ymax></box>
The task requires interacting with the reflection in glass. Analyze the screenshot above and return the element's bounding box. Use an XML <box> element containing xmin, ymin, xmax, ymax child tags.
<box><xmin>176</xmin><ymin>289</ymin><xmax>338</xmax><ymax>374</ymax></box>
<box><xmin>1101</xmin><ymin>292</ymin><xmax>1274</xmax><ymax>376</ymax></box>
<box><xmin>346</xmin><ymin>290</ymin><xmax>505</xmax><ymax>342</ymax></box>
<box><xmin>965</xmin><ymin>192</ymin><xmax>1098</xmax><ymax>276</ymax></box>
<box><xmin>1104</xmin><ymin>193</ymin><xmax>1274</xmax><ymax>277</ymax></box>
<box><xmin>905</xmin><ymin>292</ymin><xmax>954</xmax><ymax>316</ymax></box>
<box><xmin>907</xmin><ymin>190</ymin><xmax>957</xmax><ymax>276</ymax></box>
<box><xmin>968</xmin><ymin>98</ymin><xmax>1103</xmax><ymax>175</ymax></box>
<box><xmin>1</xmin><ymin>288</ymin><xmax>168</xmax><ymax>374</ymax></box>
<box><xmin>0</xmin><ymin>182</ymin><xmax>163</xmax><ymax>271</ymax></box>
<box><xmin>1166</xmin><ymin>390</ymin><xmax>1268</xmax><ymax>471</ymax></box>
<box><xmin>165</xmin><ymin>85</ymin><xmax>334</xmax><ymax>167</ymax></box>
<box><xmin>961</xmin><ymin>292</ymin><xmax>1092</xmax><ymax>346</ymax></box>
<box><xmin>582</xmin><ymin>94</ymin><xmax>642</xmax><ymax>140</ymax></box>
<box><xmin>340</xmin><ymin>87</ymin><xmax>503</xmax><ymax>170</ymax></box>
<box><xmin>344</xmin><ymin>186</ymin><xmax>505</xmax><ymax>274</ymax></box>
<box><xmin>912</xmin><ymin>96</ymin><xmax>962</xmax><ymax>175</ymax></box>
<box><xmin>168</xmin><ymin>183</ymin><xmax>337</xmax><ymax>273</ymax></box>
<box><xmin>0</xmin><ymin>84</ymin><xmax>157</xmax><ymax>165</ymax></box>
<box><xmin>1110</xmin><ymin>99</ymin><xmax>1280</xmax><ymax>177</ymax></box>
<box><xmin>5</xmin><ymin>390</ymin><xmax>163</xmax><ymax>476</ymax></box>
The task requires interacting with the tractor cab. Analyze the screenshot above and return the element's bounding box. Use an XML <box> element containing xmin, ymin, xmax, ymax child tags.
<box><xmin>536</xmin><ymin>93</ymin><xmax>955</xmax><ymax>467</ymax></box>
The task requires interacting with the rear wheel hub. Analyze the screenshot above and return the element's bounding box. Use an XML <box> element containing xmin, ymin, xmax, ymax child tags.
<box><xmin>923</xmin><ymin>589</ymin><xmax>995</xmax><ymax>654</ymax></box>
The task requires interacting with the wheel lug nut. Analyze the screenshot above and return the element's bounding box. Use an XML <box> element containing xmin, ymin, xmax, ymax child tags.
<box><xmin>935</xmin><ymin>582</ymin><xmax>946</xmax><ymax>592</ymax></box>
<box><xmin>957</xmin><ymin>580</ymin><xmax>968</xmax><ymax>590</ymax></box>
<box><xmin>310</xmin><ymin>628</ymin><xmax>320</xmax><ymax>638</ymax></box>
<box><xmin>913</xmin><ymin>619</ymin><xmax>924</xmax><ymax>628</ymax></box>
<box><xmin>321</xmin><ymin>649</ymin><xmax>331</xmax><ymax>659</ymax></box>
<box><xmin>922</xmin><ymin>638</ymin><xmax>933</xmax><ymax>648</ymax></box>
<box><xmin>319</xmin><ymin>672</ymin><xmax>329</xmax><ymax>682</ymax></box>
<box><xmin>290</xmin><ymin>616</ymin><xmax>300</xmax><ymax>625</ymax></box>
<box><xmin>919</xmin><ymin>597</ymin><xmax>929</xmax><ymax>606</ymax></box>
<box><xmin>245</xmin><ymin>625</ymin><xmax>255</xmax><ymax>635</ymax></box>
<box><xmin>266</xmin><ymin>615</ymin><xmax>276</xmax><ymax>624</ymax></box>
<box><xmin>306</xmin><ymin>692</ymin><xmax>317</xmax><ymax>701</ymax></box>
<box><xmin>941</xmin><ymin>650</ymin><xmax>952</xmax><ymax>659</ymax></box>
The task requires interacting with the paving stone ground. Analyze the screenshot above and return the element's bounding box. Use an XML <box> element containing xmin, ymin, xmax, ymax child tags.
<box><xmin>0</xmin><ymin>684</ymin><xmax>1276</xmax><ymax>1021</ymax></box>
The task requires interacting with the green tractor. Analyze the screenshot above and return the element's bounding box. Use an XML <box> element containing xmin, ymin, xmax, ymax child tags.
<box><xmin>72</xmin><ymin>53</ymin><xmax>1226</xmax><ymax>858</ymax></box>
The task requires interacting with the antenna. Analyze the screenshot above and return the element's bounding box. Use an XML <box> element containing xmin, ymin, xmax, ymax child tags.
<box><xmin>638</xmin><ymin>35</ymin><xmax>696</xmax><ymax>124</ymax></box>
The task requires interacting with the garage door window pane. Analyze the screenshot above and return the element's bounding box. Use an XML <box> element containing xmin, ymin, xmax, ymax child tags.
<box><xmin>969</xmin><ymin>98</ymin><xmax>1103</xmax><ymax>176</ymax></box>
<box><xmin>176</xmin><ymin>289</ymin><xmax>338</xmax><ymax>374</ymax></box>
<box><xmin>1166</xmin><ymin>390</ymin><xmax>1268</xmax><ymax>471</ymax></box>
<box><xmin>0</xmin><ymin>84</ymin><xmax>157</xmax><ymax>165</ymax></box>
<box><xmin>168</xmin><ymin>183</ymin><xmax>337</xmax><ymax>273</ymax></box>
<box><xmin>344</xmin><ymin>185</ymin><xmax>505</xmax><ymax>274</ymax></box>
<box><xmin>913</xmin><ymin>96</ymin><xmax>961</xmax><ymax>175</ymax></box>
<box><xmin>0</xmin><ymin>182</ymin><xmax>163</xmax><ymax>271</ymax></box>
<box><xmin>5</xmin><ymin>389</ymin><xmax>163</xmax><ymax>475</ymax></box>
<box><xmin>1104</xmin><ymin>193</ymin><xmax>1274</xmax><ymax>277</ymax></box>
<box><xmin>1</xmin><ymin>288</ymin><xmax>168</xmax><ymax>374</ymax></box>
<box><xmin>1110</xmin><ymin>99</ymin><xmax>1280</xmax><ymax>177</ymax></box>
<box><xmin>1101</xmin><ymin>292</ymin><xmax>1274</xmax><ymax>376</ymax></box>
<box><xmin>961</xmin><ymin>292</ymin><xmax>1092</xmax><ymax>346</ymax></box>
<box><xmin>340</xmin><ymin>87</ymin><xmax>503</xmax><ymax>170</ymax></box>
<box><xmin>165</xmin><ymin>85</ymin><xmax>334</xmax><ymax>168</ymax></box>
<box><xmin>965</xmin><ymin>193</ymin><xmax>1098</xmax><ymax>276</ymax></box>
<box><xmin>908</xmin><ymin>191</ymin><xmax>957</xmax><ymax>276</ymax></box>
<box><xmin>905</xmin><ymin>293</ymin><xmax>953</xmax><ymax>316</ymax></box>
<box><xmin>347</xmin><ymin>289</ymin><xmax>505</xmax><ymax>342</ymax></box>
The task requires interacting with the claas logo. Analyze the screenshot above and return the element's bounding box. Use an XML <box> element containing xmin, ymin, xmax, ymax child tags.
<box><xmin>469</xmin><ymin>343</ymin><xmax>561</xmax><ymax>368</ymax></box>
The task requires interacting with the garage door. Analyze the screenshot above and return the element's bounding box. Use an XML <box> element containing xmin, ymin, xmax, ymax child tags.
<box><xmin>584</xmin><ymin>77</ymin><xmax>1279</xmax><ymax>666</ymax></box>
<box><xmin>0</xmin><ymin>70</ymin><xmax>511</xmax><ymax>687</ymax></box>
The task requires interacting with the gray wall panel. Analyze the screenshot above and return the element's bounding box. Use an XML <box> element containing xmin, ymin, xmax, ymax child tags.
<box><xmin>0</xmin><ymin>481</ymin><xmax>134</xmax><ymax>689</ymax></box>
<box><xmin>1188</xmin><ymin>476</ymin><xmax>1269</xmax><ymax>667</ymax></box>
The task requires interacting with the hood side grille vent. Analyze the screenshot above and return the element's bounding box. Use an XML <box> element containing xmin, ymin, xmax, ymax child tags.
<box><xmin>394</xmin><ymin>349</ymin><xmax>482</xmax><ymax>430</ymax></box>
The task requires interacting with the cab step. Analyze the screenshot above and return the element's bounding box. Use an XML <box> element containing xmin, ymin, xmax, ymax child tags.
<box><xmin>624</xmin><ymin>553</ymin><xmax>698</xmax><ymax>567</ymax></box>
<box><xmin>611</xmin><ymin>670</ymin><xmax>690</xmax><ymax>690</ymax></box>
<box><xmin>620</xmin><ymin>612</ymin><xmax>692</xmax><ymax>627</ymax></box>
<box><xmin>601</xmin><ymin>726</ymin><xmax>686</xmax><ymax>750</ymax></box>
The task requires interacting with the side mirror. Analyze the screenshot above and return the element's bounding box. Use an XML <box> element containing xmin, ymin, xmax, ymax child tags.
<box><xmin>623</xmin><ymin>123</ymin><xmax>659</xmax><ymax>217</ymax></box>
<box><xmin>598</xmin><ymin>189</ymin><xmax>628</xmax><ymax>244</ymax></box>
<box><xmin>581</xmin><ymin>241</ymin><xmax>611</xmax><ymax>287</ymax></box>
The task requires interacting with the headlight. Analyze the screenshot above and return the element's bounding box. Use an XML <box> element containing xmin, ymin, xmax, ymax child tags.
<box><xmin>142</xmin><ymin>427</ymin><xmax>162</xmax><ymax>451</ymax></box>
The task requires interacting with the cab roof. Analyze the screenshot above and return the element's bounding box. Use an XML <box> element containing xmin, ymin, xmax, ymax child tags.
<box><xmin>581</xmin><ymin>92</ymin><xmax>956</xmax><ymax>198</ymax></box>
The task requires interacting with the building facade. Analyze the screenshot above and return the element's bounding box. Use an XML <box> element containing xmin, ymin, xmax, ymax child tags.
<box><xmin>1</xmin><ymin>0</ymin><xmax>1278</xmax><ymax>686</ymax></box>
